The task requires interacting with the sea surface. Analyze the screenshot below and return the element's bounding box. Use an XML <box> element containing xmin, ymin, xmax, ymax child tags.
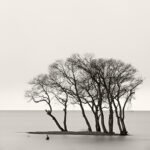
<box><xmin>0</xmin><ymin>111</ymin><xmax>150</xmax><ymax>150</ymax></box>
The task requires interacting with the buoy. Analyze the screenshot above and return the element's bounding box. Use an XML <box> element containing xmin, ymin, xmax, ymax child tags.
<box><xmin>46</xmin><ymin>135</ymin><xmax>49</xmax><ymax>140</ymax></box>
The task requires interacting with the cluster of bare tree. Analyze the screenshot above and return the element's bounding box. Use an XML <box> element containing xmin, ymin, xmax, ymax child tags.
<box><xmin>25</xmin><ymin>54</ymin><xmax>143</xmax><ymax>135</ymax></box>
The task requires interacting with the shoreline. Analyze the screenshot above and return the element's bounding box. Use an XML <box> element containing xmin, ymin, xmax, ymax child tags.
<box><xmin>27</xmin><ymin>131</ymin><xmax>121</xmax><ymax>136</ymax></box>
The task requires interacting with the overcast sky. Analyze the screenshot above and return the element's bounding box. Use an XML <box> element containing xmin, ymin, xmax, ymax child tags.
<box><xmin>0</xmin><ymin>0</ymin><xmax>150</xmax><ymax>110</ymax></box>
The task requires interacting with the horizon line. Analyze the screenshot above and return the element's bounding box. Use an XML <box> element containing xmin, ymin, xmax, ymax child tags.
<box><xmin>0</xmin><ymin>109</ymin><xmax>150</xmax><ymax>111</ymax></box>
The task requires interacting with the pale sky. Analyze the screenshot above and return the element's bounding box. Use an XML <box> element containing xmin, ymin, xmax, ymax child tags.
<box><xmin>0</xmin><ymin>0</ymin><xmax>150</xmax><ymax>110</ymax></box>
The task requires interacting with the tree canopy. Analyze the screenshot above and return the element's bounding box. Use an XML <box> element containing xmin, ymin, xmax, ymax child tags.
<box><xmin>25</xmin><ymin>53</ymin><xmax>143</xmax><ymax>135</ymax></box>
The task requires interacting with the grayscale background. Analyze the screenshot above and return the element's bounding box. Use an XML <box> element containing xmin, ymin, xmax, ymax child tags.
<box><xmin>0</xmin><ymin>0</ymin><xmax>149</xmax><ymax>110</ymax></box>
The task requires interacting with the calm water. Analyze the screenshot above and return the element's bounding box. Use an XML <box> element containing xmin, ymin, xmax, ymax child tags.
<box><xmin>0</xmin><ymin>111</ymin><xmax>150</xmax><ymax>150</ymax></box>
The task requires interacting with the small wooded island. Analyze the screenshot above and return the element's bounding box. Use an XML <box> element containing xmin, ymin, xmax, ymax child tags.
<box><xmin>25</xmin><ymin>53</ymin><xmax>143</xmax><ymax>136</ymax></box>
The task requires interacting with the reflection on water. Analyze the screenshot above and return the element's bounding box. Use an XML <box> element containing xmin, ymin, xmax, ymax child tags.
<box><xmin>0</xmin><ymin>111</ymin><xmax>150</xmax><ymax>150</ymax></box>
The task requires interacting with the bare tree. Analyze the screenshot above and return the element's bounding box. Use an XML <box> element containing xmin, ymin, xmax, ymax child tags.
<box><xmin>48</xmin><ymin>59</ymin><xmax>92</xmax><ymax>132</ymax></box>
<box><xmin>25</xmin><ymin>74</ymin><xmax>69</xmax><ymax>131</ymax></box>
<box><xmin>88</xmin><ymin>58</ymin><xmax>143</xmax><ymax>135</ymax></box>
<box><xmin>25</xmin><ymin>53</ymin><xmax>143</xmax><ymax>135</ymax></box>
<box><xmin>68</xmin><ymin>54</ymin><xmax>108</xmax><ymax>133</ymax></box>
<box><xmin>102</xmin><ymin>59</ymin><xmax>143</xmax><ymax>135</ymax></box>
<box><xmin>69</xmin><ymin>54</ymin><xmax>143</xmax><ymax>135</ymax></box>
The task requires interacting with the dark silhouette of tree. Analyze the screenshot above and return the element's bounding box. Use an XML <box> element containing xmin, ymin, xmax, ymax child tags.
<box><xmin>67</xmin><ymin>54</ymin><xmax>143</xmax><ymax>135</ymax></box>
<box><xmin>98</xmin><ymin>59</ymin><xmax>143</xmax><ymax>135</ymax></box>
<box><xmin>48</xmin><ymin>60</ymin><xmax>92</xmax><ymax>132</ymax></box>
<box><xmin>67</xmin><ymin>54</ymin><xmax>108</xmax><ymax>133</ymax></box>
<box><xmin>25</xmin><ymin>74</ymin><xmax>68</xmax><ymax>131</ymax></box>
<box><xmin>25</xmin><ymin>53</ymin><xmax>143</xmax><ymax>135</ymax></box>
<box><xmin>70</xmin><ymin>54</ymin><xmax>108</xmax><ymax>133</ymax></box>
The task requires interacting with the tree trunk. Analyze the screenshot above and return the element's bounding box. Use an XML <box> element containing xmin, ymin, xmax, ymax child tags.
<box><xmin>79</xmin><ymin>101</ymin><xmax>92</xmax><ymax>132</ymax></box>
<box><xmin>116</xmin><ymin>114</ymin><xmax>123</xmax><ymax>134</ymax></box>
<box><xmin>112</xmin><ymin>101</ymin><xmax>123</xmax><ymax>134</ymax></box>
<box><xmin>120</xmin><ymin>118</ymin><xmax>128</xmax><ymax>135</ymax></box>
<box><xmin>63</xmin><ymin>104</ymin><xmax>68</xmax><ymax>131</ymax></box>
<box><xmin>99</xmin><ymin>107</ymin><xmax>108</xmax><ymax>133</ymax></box>
<box><xmin>46</xmin><ymin>110</ymin><xmax>65</xmax><ymax>131</ymax></box>
<box><xmin>94</xmin><ymin>113</ymin><xmax>101</xmax><ymax>132</ymax></box>
<box><xmin>113</xmin><ymin>104</ymin><xmax>128</xmax><ymax>135</ymax></box>
<box><xmin>108</xmin><ymin>108</ymin><xmax>114</xmax><ymax>134</ymax></box>
<box><xmin>73</xmin><ymin>75</ymin><xmax>92</xmax><ymax>132</ymax></box>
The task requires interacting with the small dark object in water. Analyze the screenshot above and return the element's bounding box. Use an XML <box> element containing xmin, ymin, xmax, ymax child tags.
<box><xmin>46</xmin><ymin>135</ymin><xmax>49</xmax><ymax>140</ymax></box>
